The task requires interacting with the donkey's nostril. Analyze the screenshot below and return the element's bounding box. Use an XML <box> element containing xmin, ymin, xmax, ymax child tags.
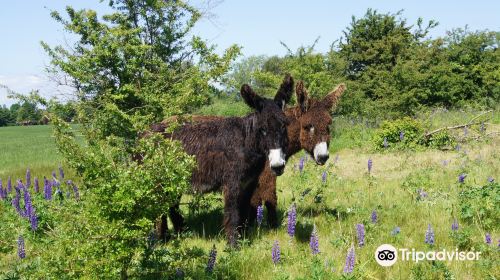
<box><xmin>317</xmin><ymin>154</ymin><xmax>329</xmax><ymax>165</ymax></box>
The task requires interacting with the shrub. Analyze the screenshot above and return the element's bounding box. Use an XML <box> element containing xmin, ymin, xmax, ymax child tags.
<box><xmin>373</xmin><ymin>117</ymin><xmax>424</xmax><ymax>149</ymax></box>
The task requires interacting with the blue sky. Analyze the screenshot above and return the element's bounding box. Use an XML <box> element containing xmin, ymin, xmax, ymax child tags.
<box><xmin>1</xmin><ymin>0</ymin><xmax>499</xmax><ymax>106</ymax></box>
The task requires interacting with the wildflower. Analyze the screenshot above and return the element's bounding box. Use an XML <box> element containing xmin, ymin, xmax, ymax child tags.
<box><xmin>24</xmin><ymin>187</ymin><xmax>33</xmax><ymax>218</ymax></box>
<box><xmin>272</xmin><ymin>240</ymin><xmax>280</xmax><ymax>265</ymax></box>
<box><xmin>418</xmin><ymin>189</ymin><xmax>428</xmax><ymax>199</ymax></box>
<box><xmin>206</xmin><ymin>245</ymin><xmax>217</xmax><ymax>273</ymax></box>
<box><xmin>425</xmin><ymin>224</ymin><xmax>435</xmax><ymax>245</ymax></box>
<box><xmin>34</xmin><ymin>177</ymin><xmax>39</xmax><ymax>193</ymax></box>
<box><xmin>12</xmin><ymin>185</ymin><xmax>24</xmax><ymax>217</ymax></box>
<box><xmin>310</xmin><ymin>225</ymin><xmax>320</xmax><ymax>255</ymax></box>
<box><xmin>52</xmin><ymin>171</ymin><xmax>57</xmax><ymax>180</ymax></box>
<box><xmin>256</xmin><ymin>204</ymin><xmax>264</xmax><ymax>227</ymax></box>
<box><xmin>59</xmin><ymin>166</ymin><xmax>65</xmax><ymax>180</ymax></box>
<box><xmin>287</xmin><ymin>204</ymin><xmax>297</xmax><ymax>238</ymax></box>
<box><xmin>442</xmin><ymin>160</ymin><xmax>449</xmax><ymax>166</ymax></box>
<box><xmin>17</xmin><ymin>236</ymin><xmax>25</xmax><ymax>259</ymax></box>
<box><xmin>371</xmin><ymin>210</ymin><xmax>377</xmax><ymax>224</ymax></box>
<box><xmin>383</xmin><ymin>137</ymin><xmax>388</xmax><ymax>148</ymax></box>
<box><xmin>0</xmin><ymin>179</ymin><xmax>4</xmax><ymax>200</ymax></box>
<box><xmin>356</xmin><ymin>224</ymin><xmax>365</xmax><ymax>247</ymax></box>
<box><xmin>391</xmin><ymin>227</ymin><xmax>401</xmax><ymax>236</ymax></box>
<box><xmin>26</xmin><ymin>168</ymin><xmax>31</xmax><ymax>187</ymax></box>
<box><xmin>367</xmin><ymin>158</ymin><xmax>373</xmax><ymax>173</ymax></box>
<box><xmin>321</xmin><ymin>171</ymin><xmax>327</xmax><ymax>184</ymax></box>
<box><xmin>43</xmin><ymin>177</ymin><xmax>52</xmax><ymax>200</ymax></box>
<box><xmin>480</xmin><ymin>122</ymin><xmax>485</xmax><ymax>133</ymax></box>
<box><xmin>487</xmin><ymin>176</ymin><xmax>494</xmax><ymax>183</ymax></box>
<box><xmin>343</xmin><ymin>246</ymin><xmax>355</xmax><ymax>274</ymax></box>
<box><xmin>485</xmin><ymin>233</ymin><xmax>491</xmax><ymax>245</ymax></box>
<box><xmin>455</xmin><ymin>144</ymin><xmax>461</xmax><ymax>151</ymax></box>
<box><xmin>7</xmin><ymin>176</ymin><xmax>12</xmax><ymax>193</ymax></box>
<box><xmin>399</xmin><ymin>131</ymin><xmax>404</xmax><ymax>141</ymax></box>
<box><xmin>458</xmin><ymin>174</ymin><xmax>467</xmax><ymax>183</ymax></box>
<box><xmin>451</xmin><ymin>219</ymin><xmax>458</xmax><ymax>231</ymax></box>
<box><xmin>30</xmin><ymin>208</ymin><xmax>38</xmax><ymax>231</ymax></box>
<box><xmin>299</xmin><ymin>157</ymin><xmax>305</xmax><ymax>173</ymax></box>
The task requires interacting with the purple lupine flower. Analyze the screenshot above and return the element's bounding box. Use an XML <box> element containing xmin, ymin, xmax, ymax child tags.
<box><xmin>399</xmin><ymin>131</ymin><xmax>404</xmax><ymax>141</ymax></box>
<box><xmin>0</xmin><ymin>179</ymin><xmax>4</xmax><ymax>200</ymax></box>
<box><xmin>299</xmin><ymin>157</ymin><xmax>305</xmax><ymax>173</ymax></box>
<box><xmin>391</xmin><ymin>226</ymin><xmax>401</xmax><ymax>236</ymax></box>
<box><xmin>310</xmin><ymin>225</ymin><xmax>320</xmax><ymax>255</ymax></box>
<box><xmin>418</xmin><ymin>189</ymin><xmax>428</xmax><ymax>199</ymax></box>
<box><xmin>451</xmin><ymin>219</ymin><xmax>459</xmax><ymax>231</ymax></box>
<box><xmin>322</xmin><ymin>171</ymin><xmax>327</xmax><ymax>184</ymax></box>
<box><xmin>485</xmin><ymin>233</ymin><xmax>492</xmax><ymax>245</ymax></box>
<box><xmin>383</xmin><ymin>137</ymin><xmax>388</xmax><ymax>148</ymax></box>
<box><xmin>425</xmin><ymin>224</ymin><xmax>435</xmax><ymax>245</ymax></box>
<box><xmin>356</xmin><ymin>224</ymin><xmax>365</xmax><ymax>247</ymax></box>
<box><xmin>287</xmin><ymin>204</ymin><xmax>297</xmax><ymax>238</ymax></box>
<box><xmin>26</xmin><ymin>168</ymin><xmax>31</xmax><ymax>187</ymax></box>
<box><xmin>24</xmin><ymin>187</ymin><xmax>33</xmax><ymax>218</ymax></box>
<box><xmin>72</xmin><ymin>184</ymin><xmax>80</xmax><ymax>201</ymax></box>
<box><xmin>442</xmin><ymin>160</ymin><xmax>449</xmax><ymax>166</ymax></box>
<box><xmin>343</xmin><ymin>246</ymin><xmax>355</xmax><ymax>274</ymax></box>
<box><xmin>12</xmin><ymin>185</ymin><xmax>24</xmax><ymax>217</ymax></box>
<box><xmin>59</xmin><ymin>166</ymin><xmax>65</xmax><ymax>180</ymax></box>
<box><xmin>487</xmin><ymin>176</ymin><xmax>494</xmax><ymax>183</ymax></box>
<box><xmin>371</xmin><ymin>210</ymin><xmax>377</xmax><ymax>224</ymax></box>
<box><xmin>52</xmin><ymin>171</ymin><xmax>57</xmax><ymax>180</ymax></box>
<box><xmin>17</xmin><ymin>235</ymin><xmax>25</xmax><ymax>259</ymax></box>
<box><xmin>458</xmin><ymin>174</ymin><xmax>467</xmax><ymax>183</ymax></box>
<box><xmin>272</xmin><ymin>240</ymin><xmax>281</xmax><ymax>265</ymax></box>
<box><xmin>480</xmin><ymin>122</ymin><xmax>485</xmax><ymax>133</ymax></box>
<box><xmin>206</xmin><ymin>245</ymin><xmax>217</xmax><ymax>273</ymax></box>
<box><xmin>367</xmin><ymin>158</ymin><xmax>373</xmax><ymax>173</ymax></box>
<box><xmin>29</xmin><ymin>208</ymin><xmax>38</xmax><ymax>231</ymax></box>
<box><xmin>7</xmin><ymin>176</ymin><xmax>12</xmax><ymax>193</ymax></box>
<box><xmin>256</xmin><ymin>204</ymin><xmax>264</xmax><ymax>227</ymax></box>
<box><xmin>34</xmin><ymin>177</ymin><xmax>39</xmax><ymax>193</ymax></box>
<box><xmin>43</xmin><ymin>177</ymin><xmax>52</xmax><ymax>200</ymax></box>
<box><xmin>455</xmin><ymin>144</ymin><xmax>461</xmax><ymax>151</ymax></box>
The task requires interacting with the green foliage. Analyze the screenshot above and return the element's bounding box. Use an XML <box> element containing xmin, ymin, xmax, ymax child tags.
<box><xmin>373</xmin><ymin>117</ymin><xmax>424</xmax><ymax>149</ymax></box>
<box><xmin>424</xmin><ymin>130</ymin><xmax>457</xmax><ymax>149</ymax></box>
<box><xmin>449</xmin><ymin>228</ymin><xmax>474</xmax><ymax>250</ymax></box>
<box><xmin>2</xmin><ymin>0</ymin><xmax>242</xmax><ymax>278</ymax></box>
<box><xmin>459</xmin><ymin>181</ymin><xmax>499</xmax><ymax>231</ymax></box>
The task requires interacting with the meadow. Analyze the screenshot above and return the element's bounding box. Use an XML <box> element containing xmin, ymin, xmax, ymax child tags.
<box><xmin>0</xmin><ymin>109</ymin><xmax>499</xmax><ymax>279</ymax></box>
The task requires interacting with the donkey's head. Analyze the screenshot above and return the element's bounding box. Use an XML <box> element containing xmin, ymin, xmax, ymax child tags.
<box><xmin>240</xmin><ymin>74</ymin><xmax>294</xmax><ymax>175</ymax></box>
<box><xmin>294</xmin><ymin>82</ymin><xmax>346</xmax><ymax>165</ymax></box>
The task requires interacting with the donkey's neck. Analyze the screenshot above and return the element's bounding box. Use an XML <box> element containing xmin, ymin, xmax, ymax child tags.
<box><xmin>284</xmin><ymin>107</ymin><xmax>302</xmax><ymax>159</ymax></box>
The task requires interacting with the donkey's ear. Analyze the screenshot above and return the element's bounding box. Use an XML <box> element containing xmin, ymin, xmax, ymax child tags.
<box><xmin>320</xmin><ymin>83</ymin><xmax>346</xmax><ymax>111</ymax></box>
<box><xmin>241</xmin><ymin>84</ymin><xmax>264</xmax><ymax>111</ymax></box>
<box><xmin>274</xmin><ymin>73</ymin><xmax>294</xmax><ymax>111</ymax></box>
<box><xmin>295</xmin><ymin>81</ymin><xmax>309</xmax><ymax>113</ymax></box>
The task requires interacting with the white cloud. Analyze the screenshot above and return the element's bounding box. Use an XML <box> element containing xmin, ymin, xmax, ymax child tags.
<box><xmin>0</xmin><ymin>74</ymin><xmax>73</xmax><ymax>106</ymax></box>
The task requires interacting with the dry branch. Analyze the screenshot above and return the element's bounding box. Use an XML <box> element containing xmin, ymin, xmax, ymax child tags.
<box><xmin>423</xmin><ymin>110</ymin><xmax>493</xmax><ymax>138</ymax></box>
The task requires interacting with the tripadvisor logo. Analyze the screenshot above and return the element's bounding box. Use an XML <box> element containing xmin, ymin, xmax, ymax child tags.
<box><xmin>375</xmin><ymin>244</ymin><xmax>481</xmax><ymax>267</ymax></box>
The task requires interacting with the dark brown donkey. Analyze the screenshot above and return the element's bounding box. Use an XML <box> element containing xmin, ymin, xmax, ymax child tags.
<box><xmin>149</xmin><ymin>75</ymin><xmax>294</xmax><ymax>245</ymax></box>
<box><xmin>248</xmin><ymin>81</ymin><xmax>346</xmax><ymax>226</ymax></box>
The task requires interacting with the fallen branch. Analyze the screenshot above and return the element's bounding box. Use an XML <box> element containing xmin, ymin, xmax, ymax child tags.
<box><xmin>423</xmin><ymin>110</ymin><xmax>493</xmax><ymax>138</ymax></box>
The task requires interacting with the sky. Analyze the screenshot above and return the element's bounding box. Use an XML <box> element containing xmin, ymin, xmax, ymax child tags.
<box><xmin>0</xmin><ymin>0</ymin><xmax>499</xmax><ymax>106</ymax></box>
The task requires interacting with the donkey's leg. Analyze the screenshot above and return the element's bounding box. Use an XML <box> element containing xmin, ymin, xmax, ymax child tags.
<box><xmin>223</xmin><ymin>180</ymin><xmax>241</xmax><ymax>247</ymax></box>
<box><xmin>156</xmin><ymin>214</ymin><xmax>169</xmax><ymax>242</ymax></box>
<box><xmin>252</xmin><ymin>165</ymin><xmax>279</xmax><ymax>227</ymax></box>
<box><xmin>169</xmin><ymin>203</ymin><xmax>184</xmax><ymax>233</ymax></box>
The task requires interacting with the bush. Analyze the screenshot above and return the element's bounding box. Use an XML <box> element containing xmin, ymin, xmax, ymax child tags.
<box><xmin>458</xmin><ymin>181</ymin><xmax>499</xmax><ymax>231</ymax></box>
<box><xmin>423</xmin><ymin>130</ymin><xmax>457</xmax><ymax>149</ymax></box>
<box><xmin>373</xmin><ymin>117</ymin><xmax>424</xmax><ymax>149</ymax></box>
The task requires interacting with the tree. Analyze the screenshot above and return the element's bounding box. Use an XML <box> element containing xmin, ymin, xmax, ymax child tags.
<box><xmin>31</xmin><ymin>0</ymin><xmax>240</xmax><ymax>278</ymax></box>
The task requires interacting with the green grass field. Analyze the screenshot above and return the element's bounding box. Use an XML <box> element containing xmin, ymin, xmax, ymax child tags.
<box><xmin>0</xmin><ymin>111</ymin><xmax>498</xmax><ymax>279</ymax></box>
